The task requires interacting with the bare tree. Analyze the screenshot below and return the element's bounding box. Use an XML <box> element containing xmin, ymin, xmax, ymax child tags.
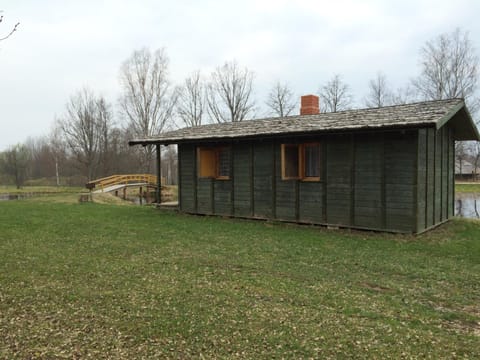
<box><xmin>119</xmin><ymin>47</ymin><xmax>177</xmax><ymax>171</ymax></box>
<box><xmin>413</xmin><ymin>28</ymin><xmax>480</xmax><ymax>173</ymax></box>
<box><xmin>391</xmin><ymin>85</ymin><xmax>418</xmax><ymax>105</ymax></box>
<box><xmin>364</xmin><ymin>72</ymin><xmax>394</xmax><ymax>108</ymax></box>
<box><xmin>57</xmin><ymin>88</ymin><xmax>110</xmax><ymax>181</ymax></box>
<box><xmin>49</xmin><ymin>127</ymin><xmax>67</xmax><ymax>186</ymax></box>
<box><xmin>0</xmin><ymin>144</ymin><xmax>30</xmax><ymax>188</ymax></box>
<box><xmin>176</xmin><ymin>70</ymin><xmax>205</xmax><ymax>127</ymax></box>
<box><xmin>319</xmin><ymin>74</ymin><xmax>353</xmax><ymax>112</ymax></box>
<box><xmin>0</xmin><ymin>11</ymin><xmax>19</xmax><ymax>41</ymax></box>
<box><xmin>265</xmin><ymin>81</ymin><xmax>296</xmax><ymax>117</ymax></box>
<box><xmin>97</xmin><ymin>97</ymin><xmax>114</xmax><ymax>176</ymax></box>
<box><xmin>161</xmin><ymin>145</ymin><xmax>178</xmax><ymax>185</ymax></box>
<box><xmin>206</xmin><ymin>60</ymin><xmax>256</xmax><ymax>123</ymax></box>
<box><xmin>412</xmin><ymin>28</ymin><xmax>479</xmax><ymax>114</ymax></box>
<box><xmin>471</xmin><ymin>141</ymin><xmax>480</xmax><ymax>181</ymax></box>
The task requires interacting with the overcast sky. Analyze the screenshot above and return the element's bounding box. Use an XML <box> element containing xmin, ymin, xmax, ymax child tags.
<box><xmin>1</xmin><ymin>0</ymin><xmax>479</xmax><ymax>150</ymax></box>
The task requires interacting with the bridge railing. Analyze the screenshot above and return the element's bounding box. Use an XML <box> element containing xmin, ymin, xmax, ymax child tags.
<box><xmin>86</xmin><ymin>174</ymin><xmax>160</xmax><ymax>190</ymax></box>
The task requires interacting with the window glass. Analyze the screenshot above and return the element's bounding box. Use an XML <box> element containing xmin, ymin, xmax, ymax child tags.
<box><xmin>281</xmin><ymin>142</ymin><xmax>321</xmax><ymax>181</ymax></box>
<box><xmin>304</xmin><ymin>143</ymin><xmax>320</xmax><ymax>178</ymax></box>
<box><xmin>283</xmin><ymin>144</ymin><xmax>300</xmax><ymax>178</ymax></box>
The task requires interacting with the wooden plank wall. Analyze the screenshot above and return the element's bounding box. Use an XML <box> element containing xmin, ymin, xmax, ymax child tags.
<box><xmin>178</xmin><ymin>144</ymin><xmax>196</xmax><ymax>213</ymax></box>
<box><xmin>416</xmin><ymin>126</ymin><xmax>454</xmax><ymax>232</ymax></box>
<box><xmin>354</xmin><ymin>134</ymin><xmax>384</xmax><ymax>229</ymax></box>
<box><xmin>233</xmin><ymin>143</ymin><xmax>252</xmax><ymax>217</ymax></box>
<box><xmin>326</xmin><ymin>135</ymin><xmax>353</xmax><ymax>226</ymax></box>
<box><xmin>384</xmin><ymin>132</ymin><xmax>417</xmax><ymax>232</ymax></box>
<box><xmin>178</xmin><ymin>127</ymin><xmax>453</xmax><ymax>233</ymax></box>
<box><xmin>253</xmin><ymin>142</ymin><xmax>274</xmax><ymax>219</ymax></box>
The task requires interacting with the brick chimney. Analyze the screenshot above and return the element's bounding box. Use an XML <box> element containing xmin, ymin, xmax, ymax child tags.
<box><xmin>300</xmin><ymin>94</ymin><xmax>320</xmax><ymax>115</ymax></box>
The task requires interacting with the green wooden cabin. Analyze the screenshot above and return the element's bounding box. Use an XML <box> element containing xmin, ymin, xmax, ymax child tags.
<box><xmin>130</xmin><ymin>96</ymin><xmax>479</xmax><ymax>233</ymax></box>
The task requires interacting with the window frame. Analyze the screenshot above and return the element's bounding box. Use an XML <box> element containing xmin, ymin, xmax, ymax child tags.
<box><xmin>281</xmin><ymin>144</ymin><xmax>301</xmax><ymax>180</ymax></box>
<box><xmin>281</xmin><ymin>142</ymin><xmax>321</xmax><ymax>181</ymax></box>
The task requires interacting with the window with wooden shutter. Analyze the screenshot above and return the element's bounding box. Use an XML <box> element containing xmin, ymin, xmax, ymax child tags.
<box><xmin>281</xmin><ymin>142</ymin><xmax>321</xmax><ymax>181</ymax></box>
<box><xmin>197</xmin><ymin>146</ymin><xmax>231</xmax><ymax>180</ymax></box>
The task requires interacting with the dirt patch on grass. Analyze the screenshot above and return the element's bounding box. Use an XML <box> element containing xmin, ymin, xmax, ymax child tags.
<box><xmin>91</xmin><ymin>193</ymin><xmax>133</xmax><ymax>205</ymax></box>
<box><xmin>360</xmin><ymin>282</ymin><xmax>394</xmax><ymax>293</ymax></box>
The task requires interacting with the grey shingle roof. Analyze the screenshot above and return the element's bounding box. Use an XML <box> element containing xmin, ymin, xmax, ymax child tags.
<box><xmin>129</xmin><ymin>98</ymin><xmax>479</xmax><ymax>145</ymax></box>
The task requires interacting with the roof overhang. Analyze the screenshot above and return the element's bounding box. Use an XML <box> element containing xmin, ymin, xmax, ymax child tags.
<box><xmin>128</xmin><ymin>123</ymin><xmax>436</xmax><ymax>147</ymax></box>
<box><xmin>128</xmin><ymin>99</ymin><xmax>480</xmax><ymax>146</ymax></box>
<box><xmin>436</xmin><ymin>102</ymin><xmax>480</xmax><ymax>141</ymax></box>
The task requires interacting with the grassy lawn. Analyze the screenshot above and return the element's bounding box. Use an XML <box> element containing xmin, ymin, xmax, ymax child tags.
<box><xmin>0</xmin><ymin>185</ymin><xmax>83</xmax><ymax>195</ymax></box>
<box><xmin>455</xmin><ymin>182</ymin><xmax>480</xmax><ymax>193</ymax></box>
<box><xmin>0</xmin><ymin>200</ymin><xmax>479</xmax><ymax>358</ymax></box>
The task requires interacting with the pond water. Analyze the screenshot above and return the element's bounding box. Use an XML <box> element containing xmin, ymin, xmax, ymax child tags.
<box><xmin>455</xmin><ymin>193</ymin><xmax>480</xmax><ymax>219</ymax></box>
<box><xmin>0</xmin><ymin>193</ymin><xmax>33</xmax><ymax>201</ymax></box>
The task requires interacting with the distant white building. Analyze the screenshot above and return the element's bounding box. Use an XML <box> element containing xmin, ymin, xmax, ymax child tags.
<box><xmin>455</xmin><ymin>159</ymin><xmax>480</xmax><ymax>180</ymax></box>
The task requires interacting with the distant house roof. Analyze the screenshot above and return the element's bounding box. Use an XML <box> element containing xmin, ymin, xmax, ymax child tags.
<box><xmin>129</xmin><ymin>98</ymin><xmax>480</xmax><ymax>146</ymax></box>
<box><xmin>455</xmin><ymin>159</ymin><xmax>480</xmax><ymax>175</ymax></box>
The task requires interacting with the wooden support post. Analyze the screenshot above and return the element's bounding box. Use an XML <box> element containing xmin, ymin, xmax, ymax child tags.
<box><xmin>156</xmin><ymin>144</ymin><xmax>161</xmax><ymax>204</ymax></box>
<box><xmin>123</xmin><ymin>187</ymin><xmax>126</xmax><ymax>200</ymax></box>
<box><xmin>139</xmin><ymin>186</ymin><xmax>143</xmax><ymax>205</ymax></box>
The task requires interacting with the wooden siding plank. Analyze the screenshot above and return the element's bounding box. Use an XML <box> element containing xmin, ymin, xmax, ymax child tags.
<box><xmin>326</xmin><ymin>135</ymin><xmax>352</xmax><ymax>226</ymax></box>
<box><xmin>214</xmin><ymin>180</ymin><xmax>232</xmax><ymax>216</ymax></box>
<box><xmin>426</xmin><ymin>128</ymin><xmax>435</xmax><ymax>227</ymax></box>
<box><xmin>441</xmin><ymin>127</ymin><xmax>448</xmax><ymax>221</ymax></box>
<box><xmin>299</xmin><ymin>181</ymin><xmax>323</xmax><ymax>223</ymax></box>
<box><xmin>233</xmin><ymin>143</ymin><xmax>252</xmax><ymax>217</ymax></box>
<box><xmin>416</xmin><ymin>129</ymin><xmax>427</xmax><ymax>232</ymax></box>
<box><xmin>434</xmin><ymin>127</ymin><xmax>442</xmax><ymax>224</ymax></box>
<box><xmin>197</xmin><ymin>178</ymin><xmax>213</xmax><ymax>214</ymax></box>
<box><xmin>448</xmin><ymin>128</ymin><xmax>454</xmax><ymax>218</ymax></box>
<box><xmin>253</xmin><ymin>142</ymin><xmax>274</xmax><ymax>218</ymax></box>
<box><xmin>384</xmin><ymin>131</ymin><xmax>416</xmax><ymax>232</ymax></box>
<box><xmin>179</xmin><ymin>144</ymin><xmax>196</xmax><ymax>212</ymax></box>
<box><xmin>354</xmin><ymin>134</ymin><xmax>383</xmax><ymax>229</ymax></box>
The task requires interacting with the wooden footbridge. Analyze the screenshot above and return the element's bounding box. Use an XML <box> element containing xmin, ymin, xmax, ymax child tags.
<box><xmin>86</xmin><ymin>174</ymin><xmax>160</xmax><ymax>192</ymax></box>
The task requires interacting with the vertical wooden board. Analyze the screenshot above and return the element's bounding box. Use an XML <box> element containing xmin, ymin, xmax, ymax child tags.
<box><xmin>326</xmin><ymin>135</ymin><xmax>352</xmax><ymax>225</ymax></box>
<box><xmin>448</xmin><ymin>128</ymin><xmax>454</xmax><ymax>218</ymax></box>
<box><xmin>214</xmin><ymin>180</ymin><xmax>232</xmax><ymax>216</ymax></box>
<box><xmin>275</xmin><ymin>141</ymin><xmax>296</xmax><ymax>221</ymax></box>
<box><xmin>178</xmin><ymin>144</ymin><xmax>196</xmax><ymax>212</ymax></box>
<box><xmin>253</xmin><ymin>141</ymin><xmax>274</xmax><ymax>218</ymax></box>
<box><xmin>416</xmin><ymin>129</ymin><xmax>427</xmax><ymax>232</ymax></box>
<box><xmin>233</xmin><ymin>143</ymin><xmax>252</xmax><ymax>217</ymax></box>
<box><xmin>434</xmin><ymin>128</ymin><xmax>442</xmax><ymax>224</ymax></box>
<box><xmin>426</xmin><ymin>128</ymin><xmax>435</xmax><ymax>227</ymax></box>
<box><xmin>197</xmin><ymin>178</ymin><xmax>213</xmax><ymax>214</ymax></box>
<box><xmin>298</xmin><ymin>182</ymin><xmax>323</xmax><ymax>223</ymax></box>
<box><xmin>384</xmin><ymin>131</ymin><xmax>416</xmax><ymax>232</ymax></box>
<box><xmin>353</xmin><ymin>134</ymin><xmax>383</xmax><ymax>229</ymax></box>
<box><xmin>441</xmin><ymin>127</ymin><xmax>448</xmax><ymax>221</ymax></box>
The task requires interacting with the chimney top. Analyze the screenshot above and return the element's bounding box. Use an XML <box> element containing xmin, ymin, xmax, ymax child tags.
<box><xmin>300</xmin><ymin>95</ymin><xmax>320</xmax><ymax>115</ymax></box>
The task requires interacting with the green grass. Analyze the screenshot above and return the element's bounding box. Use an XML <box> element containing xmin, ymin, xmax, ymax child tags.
<box><xmin>0</xmin><ymin>200</ymin><xmax>479</xmax><ymax>358</ymax></box>
<box><xmin>456</xmin><ymin>182</ymin><xmax>480</xmax><ymax>193</ymax></box>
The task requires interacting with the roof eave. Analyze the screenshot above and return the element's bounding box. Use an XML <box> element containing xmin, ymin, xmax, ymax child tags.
<box><xmin>436</xmin><ymin>101</ymin><xmax>480</xmax><ymax>141</ymax></box>
<box><xmin>128</xmin><ymin>122</ymin><xmax>437</xmax><ymax>146</ymax></box>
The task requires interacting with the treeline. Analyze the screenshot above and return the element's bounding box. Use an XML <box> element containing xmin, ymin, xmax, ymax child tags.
<box><xmin>1</xmin><ymin>28</ymin><xmax>479</xmax><ymax>188</ymax></box>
